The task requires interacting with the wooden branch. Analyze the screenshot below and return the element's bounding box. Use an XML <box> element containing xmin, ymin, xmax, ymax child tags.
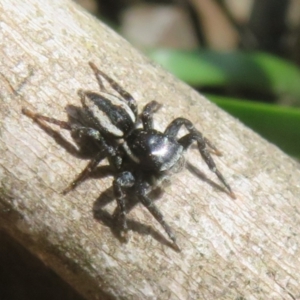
<box><xmin>1</xmin><ymin>0</ymin><xmax>300</xmax><ymax>299</ymax></box>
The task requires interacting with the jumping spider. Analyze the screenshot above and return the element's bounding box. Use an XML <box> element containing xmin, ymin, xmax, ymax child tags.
<box><xmin>22</xmin><ymin>62</ymin><xmax>235</xmax><ymax>251</ymax></box>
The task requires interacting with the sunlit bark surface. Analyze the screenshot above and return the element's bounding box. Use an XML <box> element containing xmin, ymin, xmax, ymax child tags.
<box><xmin>0</xmin><ymin>1</ymin><xmax>300</xmax><ymax>299</ymax></box>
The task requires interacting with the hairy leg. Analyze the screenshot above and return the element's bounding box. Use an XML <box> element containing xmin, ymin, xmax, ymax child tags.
<box><xmin>88</xmin><ymin>62</ymin><xmax>138</xmax><ymax>117</ymax></box>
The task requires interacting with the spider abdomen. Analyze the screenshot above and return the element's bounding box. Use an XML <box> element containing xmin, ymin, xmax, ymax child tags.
<box><xmin>123</xmin><ymin>129</ymin><xmax>184</xmax><ymax>172</ymax></box>
<box><xmin>80</xmin><ymin>90</ymin><xmax>135</xmax><ymax>137</ymax></box>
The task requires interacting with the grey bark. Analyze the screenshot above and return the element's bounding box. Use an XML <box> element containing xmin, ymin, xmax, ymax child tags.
<box><xmin>1</xmin><ymin>0</ymin><xmax>300</xmax><ymax>299</ymax></box>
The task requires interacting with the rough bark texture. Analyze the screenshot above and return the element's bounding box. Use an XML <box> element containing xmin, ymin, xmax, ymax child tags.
<box><xmin>1</xmin><ymin>1</ymin><xmax>300</xmax><ymax>299</ymax></box>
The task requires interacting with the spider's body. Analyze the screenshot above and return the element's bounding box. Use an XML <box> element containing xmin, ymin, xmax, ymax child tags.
<box><xmin>124</xmin><ymin>129</ymin><xmax>184</xmax><ymax>171</ymax></box>
<box><xmin>22</xmin><ymin>62</ymin><xmax>234</xmax><ymax>251</ymax></box>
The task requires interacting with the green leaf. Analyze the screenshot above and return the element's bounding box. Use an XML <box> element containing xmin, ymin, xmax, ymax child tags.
<box><xmin>208</xmin><ymin>95</ymin><xmax>300</xmax><ymax>158</ymax></box>
<box><xmin>148</xmin><ymin>49</ymin><xmax>300</xmax><ymax>100</ymax></box>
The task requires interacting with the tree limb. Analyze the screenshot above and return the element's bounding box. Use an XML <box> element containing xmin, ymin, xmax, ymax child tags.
<box><xmin>1</xmin><ymin>0</ymin><xmax>300</xmax><ymax>299</ymax></box>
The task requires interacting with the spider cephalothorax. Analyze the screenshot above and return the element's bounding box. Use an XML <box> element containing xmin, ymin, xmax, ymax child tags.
<box><xmin>22</xmin><ymin>62</ymin><xmax>234</xmax><ymax>251</ymax></box>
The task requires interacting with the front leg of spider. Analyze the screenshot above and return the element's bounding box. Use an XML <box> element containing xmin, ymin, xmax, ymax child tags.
<box><xmin>141</xmin><ymin>100</ymin><xmax>162</xmax><ymax>130</ymax></box>
<box><xmin>165</xmin><ymin>118</ymin><xmax>235</xmax><ymax>198</ymax></box>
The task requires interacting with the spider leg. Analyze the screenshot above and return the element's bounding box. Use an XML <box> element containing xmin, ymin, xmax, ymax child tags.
<box><xmin>88</xmin><ymin>62</ymin><xmax>138</xmax><ymax>117</ymax></box>
<box><xmin>62</xmin><ymin>149</ymin><xmax>107</xmax><ymax>195</ymax></box>
<box><xmin>70</xmin><ymin>125</ymin><xmax>123</xmax><ymax>169</ymax></box>
<box><xmin>203</xmin><ymin>137</ymin><xmax>222</xmax><ymax>156</ymax></box>
<box><xmin>22</xmin><ymin>108</ymin><xmax>71</xmax><ymax>130</ymax></box>
<box><xmin>22</xmin><ymin>108</ymin><xmax>123</xmax><ymax>189</ymax></box>
<box><xmin>165</xmin><ymin>117</ymin><xmax>220</xmax><ymax>154</ymax></box>
<box><xmin>179</xmin><ymin>134</ymin><xmax>235</xmax><ymax>198</ymax></box>
<box><xmin>141</xmin><ymin>100</ymin><xmax>162</xmax><ymax>130</ymax></box>
<box><xmin>136</xmin><ymin>181</ymin><xmax>180</xmax><ymax>251</ymax></box>
<box><xmin>113</xmin><ymin>171</ymin><xmax>135</xmax><ymax>238</ymax></box>
<box><xmin>22</xmin><ymin>110</ymin><xmax>121</xmax><ymax>167</ymax></box>
<box><xmin>165</xmin><ymin>118</ymin><xmax>235</xmax><ymax>198</ymax></box>
<box><xmin>22</xmin><ymin>109</ymin><xmax>109</xmax><ymax>150</ymax></box>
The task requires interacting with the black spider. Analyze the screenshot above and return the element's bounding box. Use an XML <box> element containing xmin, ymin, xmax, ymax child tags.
<box><xmin>22</xmin><ymin>62</ymin><xmax>235</xmax><ymax>251</ymax></box>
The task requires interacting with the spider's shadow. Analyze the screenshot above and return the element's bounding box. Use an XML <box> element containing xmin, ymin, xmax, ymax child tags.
<box><xmin>186</xmin><ymin>161</ymin><xmax>230</xmax><ymax>196</ymax></box>
<box><xmin>90</xmin><ymin>170</ymin><xmax>178</xmax><ymax>251</ymax></box>
<box><xmin>25</xmin><ymin>105</ymin><xmax>179</xmax><ymax>251</ymax></box>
